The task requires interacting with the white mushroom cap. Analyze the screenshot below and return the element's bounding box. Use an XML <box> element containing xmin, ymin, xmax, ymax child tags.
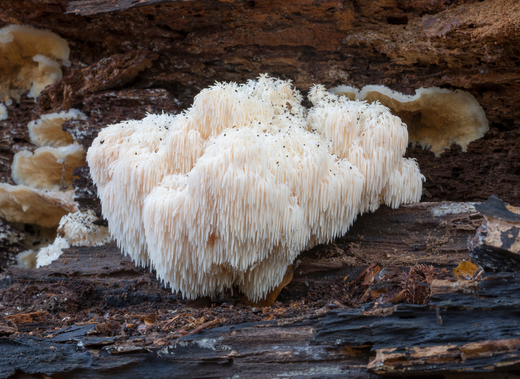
<box><xmin>88</xmin><ymin>75</ymin><xmax>423</xmax><ymax>301</ymax></box>
<box><xmin>28</xmin><ymin>109</ymin><xmax>86</xmax><ymax>147</ymax></box>
<box><xmin>12</xmin><ymin>143</ymin><xmax>85</xmax><ymax>190</ymax></box>
<box><xmin>0</xmin><ymin>183</ymin><xmax>77</xmax><ymax>228</ymax></box>
<box><xmin>0</xmin><ymin>25</ymin><xmax>70</xmax><ymax>101</ymax></box>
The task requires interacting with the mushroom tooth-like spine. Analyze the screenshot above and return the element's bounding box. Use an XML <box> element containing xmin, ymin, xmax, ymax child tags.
<box><xmin>381</xmin><ymin>158</ymin><xmax>424</xmax><ymax>208</ymax></box>
<box><xmin>308</xmin><ymin>86</ymin><xmax>412</xmax><ymax>214</ymax></box>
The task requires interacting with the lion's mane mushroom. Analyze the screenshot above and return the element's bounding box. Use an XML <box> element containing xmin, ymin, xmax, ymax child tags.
<box><xmin>0</xmin><ymin>24</ymin><xmax>70</xmax><ymax>103</ymax></box>
<box><xmin>329</xmin><ymin>85</ymin><xmax>489</xmax><ymax>157</ymax></box>
<box><xmin>88</xmin><ymin>75</ymin><xmax>423</xmax><ymax>301</ymax></box>
<box><xmin>308</xmin><ymin>86</ymin><xmax>424</xmax><ymax>214</ymax></box>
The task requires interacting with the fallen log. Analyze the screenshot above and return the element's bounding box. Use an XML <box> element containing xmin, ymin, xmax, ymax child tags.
<box><xmin>469</xmin><ymin>196</ymin><xmax>520</xmax><ymax>272</ymax></box>
<box><xmin>2</xmin><ymin>201</ymin><xmax>515</xmax><ymax>378</ymax></box>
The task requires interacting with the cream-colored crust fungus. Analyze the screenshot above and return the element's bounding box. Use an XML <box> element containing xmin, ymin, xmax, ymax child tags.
<box><xmin>329</xmin><ymin>85</ymin><xmax>489</xmax><ymax>157</ymax></box>
<box><xmin>0</xmin><ymin>184</ymin><xmax>77</xmax><ymax>228</ymax></box>
<box><xmin>28</xmin><ymin>110</ymin><xmax>86</xmax><ymax>147</ymax></box>
<box><xmin>12</xmin><ymin>144</ymin><xmax>86</xmax><ymax>190</ymax></box>
<box><xmin>88</xmin><ymin>75</ymin><xmax>424</xmax><ymax>302</ymax></box>
<box><xmin>36</xmin><ymin>210</ymin><xmax>112</xmax><ymax>268</ymax></box>
<box><xmin>0</xmin><ymin>25</ymin><xmax>70</xmax><ymax>103</ymax></box>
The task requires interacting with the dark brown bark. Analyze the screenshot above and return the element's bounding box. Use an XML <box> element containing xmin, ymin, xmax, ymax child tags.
<box><xmin>0</xmin><ymin>202</ymin><xmax>498</xmax><ymax>378</ymax></box>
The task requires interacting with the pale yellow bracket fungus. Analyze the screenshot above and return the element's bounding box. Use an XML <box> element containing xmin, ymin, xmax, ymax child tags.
<box><xmin>36</xmin><ymin>210</ymin><xmax>111</xmax><ymax>268</ymax></box>
<box><xmin>328</xmin><ymin>85</ymin><xmax>359</xmax><ymax>101</ymax></box>
<box><xmin>88</xmin><ymin>75</ymin><xmax>424</xmax><ymax>302</ymax></box>
<box><xmin>0</xmin><ymin>25</ymin><xmax>70</xmax><ymax>102</ymax></box>
<box><xmin>0</xmin><ymin>183</ymin><xmax>77</xmax><ymax>228</ymax></box>
<box><xmin>12</xmin><ymin>144</ymin><xmax>86</xmax><ymax>190</ymax></box>
<box><xmin>0</xmin><ymin>109</ymin><xmax>86</xmax><ymax>242</ymax></box>
<box><xmin>329</xmin><ymin>84</ymin><xmax>489</xmax><ymax>157</ymax></box>
<box><xmin>28</xmin><ymin>110</ymin><xmax>86</xmax><ymax>147</ymax></box>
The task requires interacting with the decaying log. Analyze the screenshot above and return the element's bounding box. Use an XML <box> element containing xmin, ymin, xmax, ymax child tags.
<box><xmin>66</xmin><ymin>0</ymin><xmax>185</xmax><ymax>16</ymax></box>
<box><xmin>38</xmin><ymin>51</ymin><xmax>159</xmax><ymax>113</ymax></box>
<box><xmin>469</xmin><ymin>196</ymin><xmax>520</xmax><ymax>271</ymax></box>
<box><xmin>1</xmin><ymin>201</ymin><xmax>511</xmax><ymax>378</ymax></box>
<box><xmin>2</xmin><ymin>269</ymin><xmax>519</xmax><ymax>378</ymax></box>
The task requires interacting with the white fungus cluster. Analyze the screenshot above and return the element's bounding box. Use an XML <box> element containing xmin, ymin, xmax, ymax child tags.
<box><xmin>1</xmin><ymin>110</ymin><xmax>87</xmax><ymax>230</ymax></box>
<box><xmin>36</xmin><ymin>210</ymin><xmax>112</xmax><ymax>268</ymax></box>
<box><xmin>88</xmin><ymin>75</ymin><xmax>424</xmax><ymax>301</ymax></box>
<box><xmin>0</xmin><ymin>25</ymin><xmax>70</xmax><ymax>101</ymax></box>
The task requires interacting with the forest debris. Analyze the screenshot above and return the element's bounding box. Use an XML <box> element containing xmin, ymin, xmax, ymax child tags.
<box><xmin>143</xmin><ymin>314</ymin><xmax>156</xmax><ymax>325</ymax></box>
<box><xmin>0</xmin><ymin>324</ymin><xmax>17</xmax><ymax>335</ymax></box>
<box><xmin>368</xmin><ymin>339</ymin><xmax>520</xmax><ymax>375</ymax></box>
<box><xmin>186</xmin><ymin>297</ymin><xmax>212</xmax><ymax>309</ymax></box>
<box><xmin>453</xmin><ymin>261</ymin><xmax>480</xmax><ymax>280</ymax></box>
<box><xmin>362</xmin><ymin>265</ymin><xmax>381</xmax><ymax>286</ymax></box>
<box><xmin>5</xmin><ymin>311</ymin><xmax>49</xmax><ymax>324</ymax></box>
<box><xmin>188</xmin><ymin>318</ymin><xmax>223</xmax><ymax>335</ymax></box>
<box><xmin>431</xmin><ymin>279</ymin><xmax>478</xmax><ymax>295</ymax></box>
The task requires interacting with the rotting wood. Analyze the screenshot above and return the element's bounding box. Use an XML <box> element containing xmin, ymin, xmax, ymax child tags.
<box><xmin>1</xmin><ymin>0</ymin><xmax>520</xmax><ymax>204</ymax></box>
<box><xmin>38</xmin><ymin>51</ymin><xmax>159</xmax><ymax>113</ymax></box>
<box><xmin>1</xmin><ymin>271</ymin><xmax>519</xmax><ymax>378</ymax></box>
<box><xmin>0</xmin><ymin>201</ymin><xmax>505</xmax><ymax>378</ymax></box>
<box><xmin>0</xmin><ymin>0</ymin><xmax>520</xmax><ymax>377</ymax></box>
<box><xmin>469</xmin><ymin>196</ymin><xmax>520</xmax><ymax>271</ymax></box>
